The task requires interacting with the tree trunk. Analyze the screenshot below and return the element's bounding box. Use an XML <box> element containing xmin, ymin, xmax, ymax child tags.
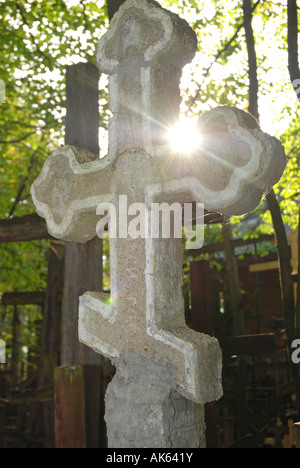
<box><xmin>222</xmin><ymin>217</ymin><xmax>245</xmax><ymax>336</ymax></box>
<box><xmin>266</xmin><ymin>190</ymin><xmax>295</xmax><ymax>346</ymax></box>
<box><xmin>288</xmin><ymin>0</ymin><xmax>300</xmax><ymax>90</ymax></box>
<box><xmin>242</xmin><ymin>0</ymin><xmax>259</xmax><ymax>120</ymax></box>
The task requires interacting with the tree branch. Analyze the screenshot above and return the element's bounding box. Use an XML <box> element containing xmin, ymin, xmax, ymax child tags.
<box><xmin>188</xmin><ymin>0</ymin><xmax>261</xmax><ymax>109</ymax></box>
<box><xmin>8</xmin><ymin>146</ymin><xmax>42</xmax><ymax>218</ymax></box>
<box><xmin>288</xmin><ymin>0</ymin><xmax>300</xmax><ymax>88</ymax></box>
<box><xmin>15</xmin><ymin>2</ymin><xmax>53</xmax><ymax>70</ymax></box>
<box><xmin>243</xmin><ymin>0</ymin><xmax>259</xmax><ymax>120</ymax></box>
<box><xmin>0</xmin><ymin>130</ymin><xmax>38</xmax><ymax>145</ymax></box>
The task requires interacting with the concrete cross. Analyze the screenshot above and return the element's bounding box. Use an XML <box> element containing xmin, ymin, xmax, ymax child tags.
<box><xmin>31</xmin><ymin>0</ymin><xmax>286</xmax><ymax>446</ymax></box>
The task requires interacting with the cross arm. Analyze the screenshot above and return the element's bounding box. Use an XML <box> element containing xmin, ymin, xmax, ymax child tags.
<box><xmin>79</xmin><ymin>290</ymin><xmax>223</xmax><ymax>404</ymax></box>
<box><xmin>30</xmin><ymin>146</ymin><xmax>114</xmax><ymax>242</ymax></box>
<box><xmin>164</xmin><ymin>107</ymin><xmax>287</xmax><ymax>217</ymax></box>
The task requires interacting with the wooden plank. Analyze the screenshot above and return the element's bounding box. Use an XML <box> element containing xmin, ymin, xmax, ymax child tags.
<box><xmin>0</xmin><ymin>213</ymin><xmax>50</xmax><ymax>243</ymax></box>
<box><xmin>54</xmin><ymin>366</ymin><xmax>86</xmax><ymax>449</ymax></box>
<box><xmin>294</xmin><ymin>422</ymin><xmax>300</xmax><ymax>448</ymax></box>
<box><xmin>187</xmin><ymin>234</ymin><xmax>274</xmax><ymax>256</ymax></box>
<box><xmin>1</xmin><ymin>291</ymin><xmax>46</xmax><ymax>306</ymax></box>
<box><xmin>219</xmin><ymin>334</ymin><xmax>277</xmax><ymax>356</ymax></box>
<box><xmin>9</xmin><ymin>387</ymin><xmax>54</xmax><ymax>405</ymax></box>
<box><xmin>249</xmin><ymin>260</ymin><xmax>279</xmax><ymax>273</ymax></box>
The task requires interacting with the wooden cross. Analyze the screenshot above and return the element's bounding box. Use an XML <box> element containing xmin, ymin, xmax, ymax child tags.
<box><xmin>31</xmin><ymin>0</ymin><xmax>286</xmax><ymax>404</ymax></box>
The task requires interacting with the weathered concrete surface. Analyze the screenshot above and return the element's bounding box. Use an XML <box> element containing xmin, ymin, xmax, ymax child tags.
<box><xmin>105</xmin><ymin>351</ymin><xmax>206</xmax><ymax>448</ymax></box>
<box><xmin>196</xmin><ymin>106</ymin><xmax>287</xmax><ymax>216</ymax></box>
<box><xmin>97</xmin><ymin>0</ymin><xmax>198</xmax><ymax>159</ymax></box>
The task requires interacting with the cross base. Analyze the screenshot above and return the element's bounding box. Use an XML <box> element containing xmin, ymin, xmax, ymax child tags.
<box><xmin>105</xmin><ymin>351</ymin><xmax>206</xmax><ymax>448</ymax></box>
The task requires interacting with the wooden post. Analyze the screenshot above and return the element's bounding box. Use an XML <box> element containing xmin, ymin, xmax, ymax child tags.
<box><xmin>0</xmin><ymin>403</ymin><xmax>6</xmax><ymax>447</ymax></box>
<box><xmin>38</xmin><ymin>241</ymin><xmax>65</xmax><ymax>385</ymax></box>
<box><xmin>190</xmin><ymin>260</ymin><xmax>218</xmax><ymax>448</ymax></box>
<box><xmin>222</xmin><ymin>217</ymin><xmax>245</xmax><ymax>336</ymax></box>
<box><xmin>106</xmin><ymin>0</ymin><xmax>127</xmax><ymax>20</ymax></box>
<box><xmin>190</xmin><ymin>260</ymin><xmax>213</xmax><ymax>335</ymax></box>
<box><xmin>11</xmin><ymin>306</ymin><xmax>22</xmax><ymax>389</ymax></box>
<box><xmin>62</xmin><ymin>62</ymin><xmax>105</xmax><ymax>448</ymax></box>
<box><xmin>294</xmin><ymin>422</ymin><xmax>300</xmax><ymax>448</ymax></box>
<box><xmin>37</xmin><ymin>240</ymin><xmax>65</xmax><ymax>448</ymax></box>
<box><xmin>54</xmin><ymin>366</ymin><xmax>86</xmax><ymax>449</ymax></box>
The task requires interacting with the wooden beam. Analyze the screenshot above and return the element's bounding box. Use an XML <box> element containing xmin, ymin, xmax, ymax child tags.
<box><xmin>1</xmin><ymin>291</ymin><xmax>46</xmax><ymax>306</ymax></box>
<box><xmin>187</xmin><ymin>234</ymin><xmax>274</xmax><ymax>256</ymax></box>
<box><xmin>9</xmin><ymin>387</ymin><xmax>53</xmax><ymax>405</ymax></box>
<box><xmin>249</xmin><ymin>260</ymin><xmax>279</xmax><ymax>273</ymax></box>
<box><xmin>219</xmin><ymin>333</ymin><xmax>277</xmax><ymax>356</ymax></box>
<box><xmin>0</xmin><ymin>214</ymin><xmax>50</xmax><ymax>243</ymax></box>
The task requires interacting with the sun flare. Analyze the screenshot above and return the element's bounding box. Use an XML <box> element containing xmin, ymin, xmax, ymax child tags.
<box><xmin>167</xmin><ymin>118</ymin><xmax>201</xmax><ymax>153</ymax></box>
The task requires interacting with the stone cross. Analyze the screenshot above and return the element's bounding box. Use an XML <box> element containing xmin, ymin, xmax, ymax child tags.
<box><xmin>31</xmin><ymin>0</ymin><xmax>286</xmax><ymax>448</ymax></box>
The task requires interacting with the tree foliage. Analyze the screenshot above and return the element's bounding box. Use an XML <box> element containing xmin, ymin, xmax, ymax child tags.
<box><xmin>0</xmin><ymin>0</ymin><xmax>300</xmax><ymax>385</ymax></box>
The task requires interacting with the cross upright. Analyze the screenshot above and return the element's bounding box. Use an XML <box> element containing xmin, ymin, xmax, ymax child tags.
<box><xmin>31</xmin><ymin>0</ymin><xmax>286</xmax><ymax>448</ymax></box>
